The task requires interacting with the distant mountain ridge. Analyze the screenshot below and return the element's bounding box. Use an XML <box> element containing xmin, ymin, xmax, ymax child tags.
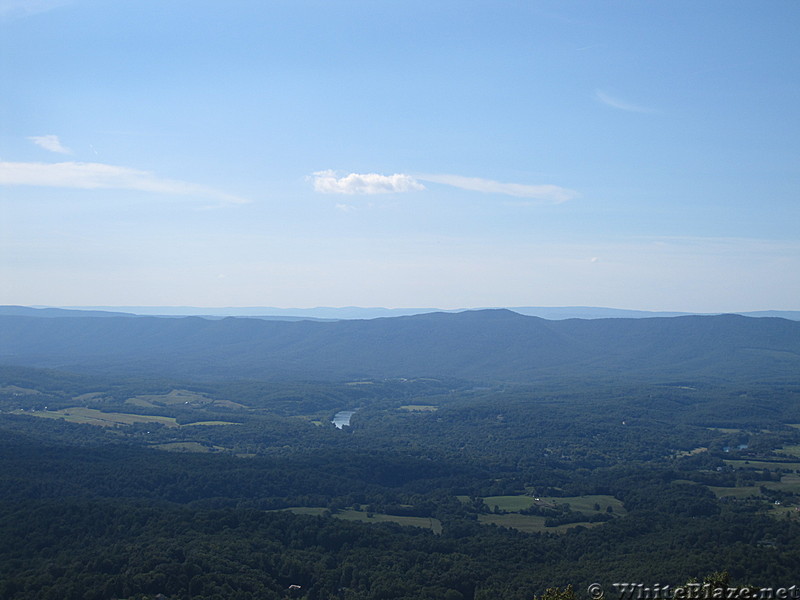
<box><xmin>0</xmin><ymin>306</ymin><xmax>139</xmax><ymax>319</ymax></box>
<box><xmin>9</xmin><ymin>305</ymin><xmax>800</xmax><ymax>321</ymax></box>
<box><xmin>1</xmin><ymin>308</ymin><xmax>798</xmax><ymax>383</ymax></box>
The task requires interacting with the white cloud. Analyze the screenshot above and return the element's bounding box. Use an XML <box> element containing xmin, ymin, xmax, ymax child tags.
<box><xmin>28</xmin><ymin>134</ymin><xmax>72</xmax><ymax>154</ymax></box>
<box><xmin>312</xmin><ymin>169</ymin><xmax>577</xmax><ymax>203</ymax></box>
<box><xmin>417</xmin><ymin>173</ymin><xmax>578</xmax><ymax>203</ymax></box>
<box><xmin>0</xmin><ymin>161</ymin><xmax>248</xmax><ymax>203</ymax></box>
<box><xmin>0</xmin><ymin>0</ymin><xmax>68</xmax><ymax>19</ymax></box>
<box><xmin>595</xmin><ymin>90</ymin><xmax>655</xmax><ymax>113</ymax></box>
<box><xmin>312</xmin><ymin>170</ymin><xmax>425</xmax><ymax>194</ymax></box>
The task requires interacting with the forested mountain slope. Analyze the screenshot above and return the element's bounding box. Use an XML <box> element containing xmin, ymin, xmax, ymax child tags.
<box><xmin>1</xmin><ymin>310</ymin><xmax>798</xmax><ymax>382</ymax></box>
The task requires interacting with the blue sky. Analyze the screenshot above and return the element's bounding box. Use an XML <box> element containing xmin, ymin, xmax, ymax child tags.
<box><xmin>1</xmin><ymin>0</ymin><xmax>798</xmax><ymax>311</ymax></box>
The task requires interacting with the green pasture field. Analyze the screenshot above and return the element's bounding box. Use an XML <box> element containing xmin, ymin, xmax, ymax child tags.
<box><xmin>708</xmin><ymin>474</ymin><xmax>800</xmax><ymax>498</ymax></box>
<box><xmin>333</xmin><ymin>510</ymin><xmax>443</xmax><ymax>534</ymax></box>
<box><xmin>778</xmin><ymin>445</ymin><xmax>800</xmax><ymax>458</ymax></box>
<box><xmin>0</xmin><ymin>385</ymin><xmax>42</xmax><ymax>395</ymax></box>
<box><xmin>546</xmin><ymin>494</ymin><xmax>626</xmax><ymax>514</ymax></box>
<box><xmin>126</xmin><ymin>389</ymin><xmax>212</xmax><ymax>407</ymax></box>
<box><xmin>16</xmin><ymin>407</ymin><xmax>237</xmax><ymax>429</ymax></box>
<box><xmin>274</xmin><ymin>507</ymin><xmax>443</xmax><ymax>533</ymax></box>
<box><xmin>764</xmin><ymin>474</ymin><xmax>800</xmax><ymax>493</ymax></box>
<box><xmin>483</xmin><ymin>495</ymin><xmax>537</xmax><ymax>512</ymax></box>
<box><xmin>125</xmin><ymin>389</ymin><xmax>247</xmax><ymax>410</ymax></box>
<box><xmin>708</xmin><ymin>486</ymin><xmax>762</xmax><ymax>499</ymax></box>
<box><xmin>725</xmin><ymin>459</ymin><xmax>800</xmax><ymax>471</ymax></box>
<box><xmin>208</xmin><ymin>398</ymin><xmax>248</xmax><ymax>409</ymax></box>
<box><xmin>483</xmin><ymin>494</ymin><xmax>626</xmax><ymax>515</ymax></box>
<box><xmin>277</xmin><ymin>507</ymin><xmax>329</xmax><ymax>516</ymax></box>
<box><xmin>16</xmin><ymin>407</ymin><xmax>179</xmax><ymax>427</ymax></box>
<box><xmin>151</xmin><ymin>442</ymin><xmax>227</xmax><ymax>453</ymax></box>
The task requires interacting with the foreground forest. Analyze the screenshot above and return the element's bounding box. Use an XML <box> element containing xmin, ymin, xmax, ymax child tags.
<box><xmin>1</xmin><ymin>310</ymin><xmax>800</xmax><ymax>600</ymax></box>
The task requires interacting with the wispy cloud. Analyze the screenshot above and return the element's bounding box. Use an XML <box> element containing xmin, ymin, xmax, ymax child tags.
<box><xmin>595</xmin><ymin>89</ymin><xmax>655</xmax><ymax>113</ymax></box>
<box><xmin>312</xmin><ymin>170</ymin><xmax>425</xmax><ymax>195</ymax></box>
<box><xmin>28</xmin><ymin>134</ymin><xmax>72</xmax><ymax>155</ymax></box>
<box><xmin>0</xmin><ymin>161</ymin><xmax>248</xmax><ymax>204</ymax></box>
<box><xmin>312</xmin><ymin>170</ymin><xmax>577</xmax><ymax>203</ymax></box>
<box><xmin>417</xmin><ymin>174</ymin><xmax>578</xmax><ymax>203</ymax></box>
<box><xmin>0</xmin><ymin>0</ymin><xmax>69</xmax><ymax>20</ymax></box>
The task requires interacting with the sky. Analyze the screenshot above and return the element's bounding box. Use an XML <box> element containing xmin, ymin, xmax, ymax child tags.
<box><xmin>1</xmin><ymin>0</ymin><xmax>799</xmax><ymax>312</ymax></box>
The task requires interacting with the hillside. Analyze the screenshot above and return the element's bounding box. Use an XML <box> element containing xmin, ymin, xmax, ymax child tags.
<box><xmin>1</xmin><ymin>309</ymin><xmax>798</xmax><ymax>383</ymax></box>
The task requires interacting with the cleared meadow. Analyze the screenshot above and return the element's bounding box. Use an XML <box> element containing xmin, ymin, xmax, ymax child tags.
<box><xmin>725</xmin><ymin>459</ymin><xmax>800</xmax><ymax>470</ymax></box>
<box><xmin>16</xmin><ymin>407</ymin><xmax>238</xmax><ymax>429</ymax></box>
<box><xmin>273</xmin><ymin>507</ymin><xmax>443</xmax><ymax>534</ymax></box>
<box><xmin>483</xmin><ymin>494</ymin><xmax>626</xmax><ymax>515</ymax></box>
<box><xmin>16</xmin><ymin>407</ymin><xmax>179</xmax><ymax>427</ymax></box>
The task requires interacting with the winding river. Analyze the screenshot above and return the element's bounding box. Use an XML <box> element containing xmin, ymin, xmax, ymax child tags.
<box><xmin>331</xmin><ymin>410</ymin><xmax>356</xmax><ymax>429</ymax></box>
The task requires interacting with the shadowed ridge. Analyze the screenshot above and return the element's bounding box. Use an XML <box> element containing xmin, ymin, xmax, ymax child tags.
<box><xmin>0</xmin><ymin>311</ymin><xmax>797</xmax><ymax>383</ymax></box>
